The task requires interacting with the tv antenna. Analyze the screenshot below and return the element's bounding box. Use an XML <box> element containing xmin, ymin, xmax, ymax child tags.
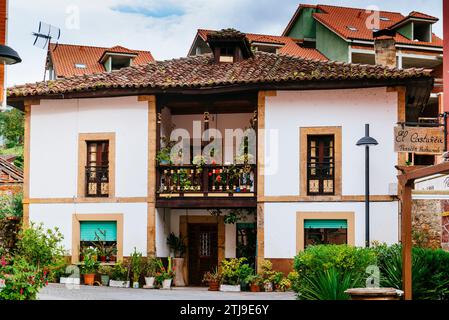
<box><xmin>32</xmin><ymin>22</ymin><xmax>61</xmax><ymax>50</ymax></box>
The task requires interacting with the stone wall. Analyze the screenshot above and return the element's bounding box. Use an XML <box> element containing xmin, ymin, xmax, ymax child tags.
<box><xmin>412</xmin><ymin>199</ymin><xmax>449</xmax><ymax>250</ymax></box>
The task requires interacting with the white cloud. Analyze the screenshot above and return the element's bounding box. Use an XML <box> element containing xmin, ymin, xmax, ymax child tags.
<box><xmin>6</xmin><ymin>0</ymin><xmax>443</xmax><ymax>87</ymax></box>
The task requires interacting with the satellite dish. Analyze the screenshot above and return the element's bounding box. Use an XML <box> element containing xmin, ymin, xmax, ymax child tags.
<box><xmin>32</xmin><ymin>22</ymin><xmax>61</xmax><ymax>50</ymax></box>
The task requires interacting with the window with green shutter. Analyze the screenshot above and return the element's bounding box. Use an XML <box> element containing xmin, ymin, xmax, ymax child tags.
<box><xmin>304</xmin><ymin>219</ymin><xmax>347</xmax><ymax>248</ymax></box>
<box><xmin>80</xmin><ymin>221</ymin><xmax>117</xmax><ymax>241</ymax></box>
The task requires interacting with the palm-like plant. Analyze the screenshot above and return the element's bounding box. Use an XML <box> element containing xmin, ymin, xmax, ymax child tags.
<box><xmin>298</xmin><ymin>268</ymin><xmax>361</xmax><ymax>300</ymax></box>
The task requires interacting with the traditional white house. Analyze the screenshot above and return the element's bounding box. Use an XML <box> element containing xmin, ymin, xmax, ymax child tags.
<box><xmin>8</xmin><ymin>29</ymin><xmax>433</xmax><ymax>283</ymax></box>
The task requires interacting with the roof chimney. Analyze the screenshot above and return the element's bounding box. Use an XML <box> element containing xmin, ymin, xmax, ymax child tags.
<box><xmin>374</xmin><ymin>35</ymin><xmax>397</xmax><ymax>68</ymax></box>
<box><xmin>206</xmin><ymin>28</ymin><xmax>253</xmax><ymax>63</ymax></box>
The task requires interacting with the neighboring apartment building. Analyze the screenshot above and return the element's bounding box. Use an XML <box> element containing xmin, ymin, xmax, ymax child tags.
<box><xmin>190</xmin><ymin>4</ymin><xmax>444</xmax><ymax>167</ymax></box>
<box><xmin>8</xmin><ymin>29</ymin><xmax>433</xmax><ymax>280</ymax></box>
<box><xmin>45</xmin><ymin>43</ymin><xmax>154</xmax><ymax>80</ymax></box>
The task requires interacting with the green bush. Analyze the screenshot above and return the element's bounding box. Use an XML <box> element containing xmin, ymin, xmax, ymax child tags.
<box><xmin>1</xmin><ymin>223</ymin><xmax>65</xmax><ymax>300</ymax></box>
<box><xmin>293</xmin><ymin>245</ymin><xmax>376</xmax><ymax>300</ymax></box>
<box><xmin>0</xmin><ymin>193</ymin><xmax>23</xmax><ymax>220</ymax></box>
<box><xmin>221</xmin><ymin>258</ymin><xmax>250</xmax><ymax>285</ymax></box>
<box><xmin>373</xmin><ymin>244</ymin><xmax>449</xmax><ymax>300</ymax></box>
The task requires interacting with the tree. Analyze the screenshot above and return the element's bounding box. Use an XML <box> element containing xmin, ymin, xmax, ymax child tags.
<box><xmin>0</xmin><ymin>108</ymin><xmax>24</xmax><ymax>147</ymax></box>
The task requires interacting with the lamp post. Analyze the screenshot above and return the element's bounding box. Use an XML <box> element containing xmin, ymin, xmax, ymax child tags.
<box><xmin>0</xmin><ymin>44</ymin><xmax>21</xmax><ymax>111</ymax></box>
<box><xmin>356</xmin><ymin>124</ymin><xmax>378</xmax><ymax>248</ymax></box>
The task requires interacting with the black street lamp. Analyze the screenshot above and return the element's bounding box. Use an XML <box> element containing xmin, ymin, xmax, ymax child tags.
<box><xmin>356</xmin><ymin>124</ymin><xmax>378</xmax><ymax>248</ymax></box>
<box><xmin>0</xmin><ymin>44</ymin><xmax>21</xmax><ymax>65</ymax></box>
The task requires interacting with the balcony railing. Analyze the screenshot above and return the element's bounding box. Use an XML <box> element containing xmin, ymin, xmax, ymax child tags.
<box><xmin>85</xmin><ymin>165</ymin><xmax>109</xmax><ymax>197</ymax></box>
<box><xmin>157</xmin><ymin>164</ymin><xmax>256</xmax><ymax>197</ymax></box>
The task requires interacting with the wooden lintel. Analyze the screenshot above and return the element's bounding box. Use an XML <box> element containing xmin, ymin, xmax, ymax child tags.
<box><xmin>24</xmin><ymin>99</ymin><xmax>40</xmax><ymax>106</ymax></box>
<box><xmin>138</xmin><ymin>95</ymin><xmax>156</xmax><ymax>102</ymax></box>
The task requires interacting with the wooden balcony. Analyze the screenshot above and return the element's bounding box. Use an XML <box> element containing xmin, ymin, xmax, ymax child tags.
<box><xmin>156</xmin><ymin>164</ymin><xmax>256</xmax><ymax>208</ymax></box>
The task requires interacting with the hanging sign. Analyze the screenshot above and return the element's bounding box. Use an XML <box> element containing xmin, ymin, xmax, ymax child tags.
<box><xmin>394</xmin><ymin>126</ymin><xmax>445</xmax><ymax>154</ymax></box>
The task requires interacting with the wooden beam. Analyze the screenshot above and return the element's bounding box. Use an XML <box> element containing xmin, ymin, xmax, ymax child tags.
<box><xmin>147</xmin><ymin>95</ymin><xmax>157</xmax><ymax>256</ymax></box>
<box><xmin>401</xmin><ymin>181</ymin><xmax>413</xmax><ymax>300</ymax></box>
<box><xmin>399</xmin><ymin>162</ymin><xmax>449</xmax><ymax>182</ymax></box>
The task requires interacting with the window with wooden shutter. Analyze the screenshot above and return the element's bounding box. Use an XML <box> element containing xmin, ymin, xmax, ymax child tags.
<box><xmin>85</xmin><ymin>141</ymin><xmax>109</xmax><ymax>197</ymax></box>
<box><xmin>307</xmin><ymin>135</ymin><xmax>335</xmax><ymax>195</ymax></box>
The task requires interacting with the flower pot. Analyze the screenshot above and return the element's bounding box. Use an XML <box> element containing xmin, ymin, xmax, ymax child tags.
<box><xmin>109</xmin><ymin>280</ymin><xmax>130</xmax><ymax>288</ymax></box>
<box><xmin>60</xmin><ymin>277</ymin><xmax>80</xmax><ymax>285</ymax></box>
<box><xmin>220</xmin><ymin>284</ymin><xmax>241</xmax><ymax>292</ymax></box>
<box><xmin>100</xmin><ymin>256</ymin><xmax>107</xmax><ymax>262</ymax></box>
<box><xmin>133</xmin><ymin>281</ymin><xmax>140</xmax><ymax>289</ymax></box>
<box><xmin>110</xmin><ymin>255</ymin><xmax>116</xmax><ymax>262</ymax></box>
<box><xmin>83</xmin><ymin>274</ymin><xmax>95</xmax><ymax>286</ymax></box>
<box><xmin>173</xmin><ymin>258</ymin><xmax>185</xmax><ymax>287</ymax></box>
<box><xmin>100</xmin><ymin>275</ymin><xmax>109</xmax><ymax>286</ymax></box>
<box><xmin>208</xmin><ymin>281</ymin><xmax>220</xmax><ymax>291</ymax></box>
<box><xmin>162</xmin><ymin>279</ymin><xmax>172</xmax><ymax>290</ymax></box>
<box><xmin>250</xmin><ymin>283</ymin><xmax>261</xmax><ymax>292</ymax></box>
<box><xmin>144</xmin><ymin>277</ymin><xmax>155</xmax><ymax>288</ymax></box>
<box><xmin>263</xmin><ymin>282</ymin><xmax>273</xmax><ymax>292</ymax></box>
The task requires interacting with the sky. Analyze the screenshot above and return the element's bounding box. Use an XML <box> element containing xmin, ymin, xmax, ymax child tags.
<box><xmin>6</xmin><ymin>0</ymin><xmax>444</xmax><ymax>87</ymax></box>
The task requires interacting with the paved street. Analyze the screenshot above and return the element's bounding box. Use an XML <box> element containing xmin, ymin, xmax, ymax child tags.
<box><xmin>38</xmin><ymin>283</ymin><xmax>296</xmax><ymax>300</ymax></box>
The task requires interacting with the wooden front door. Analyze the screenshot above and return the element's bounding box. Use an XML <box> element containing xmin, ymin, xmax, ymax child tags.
<box><xmin>188</xmin><ymin>224</ymin><xmax>218</xmax><ymax>286</ymax></box>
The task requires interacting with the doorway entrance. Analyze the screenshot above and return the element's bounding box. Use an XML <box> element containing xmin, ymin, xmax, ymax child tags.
<box><xmin>188</xmin><ymin>223</ymin><xmax>218</xmax><ymax>286</ymax></box>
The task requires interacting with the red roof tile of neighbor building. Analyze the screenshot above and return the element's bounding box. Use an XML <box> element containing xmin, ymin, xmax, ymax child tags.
<box><xmin>0</xmin><ymin>157</ymin><xmax>23</xmax><ymax>184</ymax></box>
<box><xmin>195</xmin><ymin>29</ymin><xmax>328</xmax><ymax>61</ymax></box>
<box><xmin>283</xmin><ymin>4</ymin><xmax>443</xmax><ymax>48</ymax></box>
<box><xmin>48</xmin><ymin>43</ymin><xmax>154</xmax><ymax>78</ymax></box>
<box><xmin>8</xmin><ymin>51</ymin><xmax>432</xmax><ymax>99</ymax></box>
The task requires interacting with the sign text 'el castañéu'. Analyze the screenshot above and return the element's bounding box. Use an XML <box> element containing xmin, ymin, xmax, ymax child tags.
<box><xmin>394</xmin><ymin>126</ymin><xmax>445</xmax><ymax>154</ymax></box>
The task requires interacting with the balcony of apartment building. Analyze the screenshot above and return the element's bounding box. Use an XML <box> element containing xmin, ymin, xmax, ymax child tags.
<box><xmin>155</xmin><ymin>92</ymin><xmax>258</xmax><ymax>208</ymax></box>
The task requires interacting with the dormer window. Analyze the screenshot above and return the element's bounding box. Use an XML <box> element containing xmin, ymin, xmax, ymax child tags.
<box><xmin>413</xmin><ymin>21</ymin><xmax>432</xmax><ymax>42</ymax></box>
<box><xmin>206</xmin><ymin>29</ymin><xmax>253</xmax><ymax>64</ymax></box>
<box><xmin>99</xmin><ymin>50</ymin><xmax>137</xmax><ymax>72</ymax></box>
<box><xmin>219</xmin><ymin>47</ymin><xmax>235</xmax><ymax>63</ymax></box>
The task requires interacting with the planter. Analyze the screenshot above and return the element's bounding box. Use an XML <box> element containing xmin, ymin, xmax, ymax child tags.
<box><xmin>100</xmin><ymin>275</ymin><xmax>109</xmax><ymax>286</ymax></box>
<box><xmin>109</xmin><ymin>280</ymin><xmax>130</xmax><ymax>288</ymax></box>
<box><xmin>59</xmin><ymin>277</ymin><xmax>80</xmax><ymax>285</ymax></box>
<box><xmin>99</xmin><ymin>256</ymin><xmax>107</xmax><ymax>262</ymax></box>
<box><xmin>220</xmin><ymin>284</ymin><xmax>241</xmax><ymax>292</ymax></box>
<box><xmin>109</xmin><ymin>255</ymin><xmax>116</xmax><ymax>262</ymax></box>
<box><xmin>263</xmin><ymin>282</ymin><xmax>273</xmax><ymax>292</ymax></box>
<box><xmin>162</xmin><ymin>279</ymin><xmax>172</xmax><ymax>290</ymax></box>
<box><xmin>173</xmin><ymin>258</ymin><xmax>185</xmax><ymax>286</ymax></box>
<box><xmin>133</xmin><ymin>281</ymin><xmax>140</xmax><ymax>289</ymax></box>
<box><xmin>250</xmin><ymin>283</ymin><xmax>261</xmax><ymax>292</ymax></box>
<box><xmin>345</xmin><ymin>288</ymin><xmax>404</xmax><ymax>300</ymax></box>
<box><xmin>208</xmin><ymin>281</ymin><xmax>220</xmax><ymax>291</ymax></box>
<box><xmin>144</xmin><ymin>277</ymin><xmax>155</xmax><ymax>288</ymax></box>
<box><xmin>83</xmin><ymin>274</ymin><xmax>95</xmax><ymax>286</ymax></box>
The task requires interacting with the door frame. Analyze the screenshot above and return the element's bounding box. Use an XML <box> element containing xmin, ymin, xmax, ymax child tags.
<box><xmin>179</xmin><ymin>215</ymin><xmax>225</xmax><ymax>285</ymax></box>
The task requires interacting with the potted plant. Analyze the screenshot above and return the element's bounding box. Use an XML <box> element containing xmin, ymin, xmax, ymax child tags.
<box><xmin>130</xmin><ymin>248</ymin><xmax>143</xmax><ymax>288</ymax></box>
<box><xmin>202</xmin><ymin>267</ymin><xmax>222</xmax><ymax>291</ymax></box>
<box><xmin>155</xmin><ymin>257</ymin><xmax>175</xmax><ymax>289</ymax></box>
<box><xmin>93</xmin><ymin>229</ymin><xmax>109</xmax><ymax>262</ymax></box>
<box><xmin>81</xmin><ymin>254</ymin><xmax>99</xmax><ymax>286</ymax></box>
<box><xmin>260</xmin><ymin>260</ymin><xmax>275</xmax><ymax>292</ymax></box>
<box><xmin>98</xmin><ymin>265</ymin><xmax>112</xmax><ymax>286</ymax></box>
<box><xmin>219</xmin><ymin>258</ymin><xmax>249</xmax><ymax>292</ymax></box>
<box><xmin>166</xmin><ymin>233</ymin><xmax>186</xmax><ymax>286</ymax></box>
<box><xmin>144</xmin><ymin>256</ymin><xmax>162</xmax><ymax>288</ymax></box>
<box><xmin>109</xmin><ymin>261</ymin><xmax>130</xmax><ymax>288</ymax></box>
<box><xmin>246</xmin><ymin>274</ymin><xmax>262</xmax><ymax>292</ymax></box>
<box><xmin>238</xmin><ymin>263</ymin><xmax>254</xmax><ymax>291</ymax></box>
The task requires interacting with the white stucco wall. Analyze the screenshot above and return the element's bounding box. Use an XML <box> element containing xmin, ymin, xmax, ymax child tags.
<box><xmin>29</xmin><ymin>202</ymin><xmax>148</xmax><ymax>256</ymax></box>
<box><xmin>29</xmin><ymin>96</ymin><xmax>149</xmax><ymax>198</ymax></box>
<box><xmin>264</xmin><ymin>201</ymin><xmax>399</xmax><ymax>259</ymax></box>
<box><xmin>264</xmin><ymin>88</ymin><xmax>398</xmax><ymax>197</ymax></box>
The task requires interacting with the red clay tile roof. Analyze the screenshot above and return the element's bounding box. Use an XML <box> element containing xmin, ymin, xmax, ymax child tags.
<box><xmin>284</xmin><ymin>4</ymin><xmax>442</xmax><ymax>48</ymax></box>
<box><xmin>48</xmin><ymin>43</ymin><xmax>154</xmax><ymax>78</ymax></box>
<box><xmin>196</xmin><ymin>29</ymin><xmax>328</xmax><ymax>61</ymax></box>
<box><xmin>0</xmin><ymin>157</ymin><xmax>23</xmax><ymax>184</ymax></box>
<box><xmin>9</xmin><ymin>51</ymin><xmax>432</xmax><ymax>99</ymax></box>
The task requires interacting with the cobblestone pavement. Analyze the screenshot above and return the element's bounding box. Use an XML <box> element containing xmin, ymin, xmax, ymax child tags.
<box><xmin>38</xmin><ymin>283</ymin><xmax>296</xmax><ymax>300</ymax></box>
